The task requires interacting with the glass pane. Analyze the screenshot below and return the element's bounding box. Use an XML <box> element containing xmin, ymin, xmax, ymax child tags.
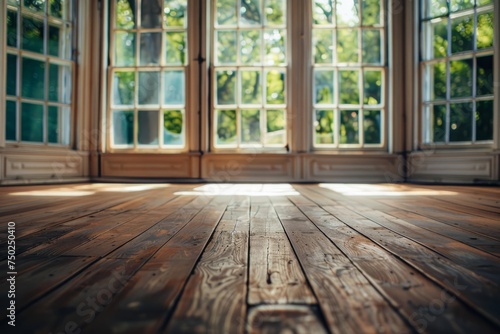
<box><xmin>264</xmin><ymin>29</ymin><xmax>286</xmax><ymax>65</ymax></box>
<box><xmin>240</xmin><ymin>0</ymin><xmax>261</xmax><ymax>26</ymax></box>
<box><xmin>265</xmin><ymin>0</ymin><xmax>285</xmax><ymax>25</ymax></box>
<box><xmin>477</xmin><ymin>0</ymin><xmax>492</xmax><ymax>6</ymax></box>
<box><xmin>113</xmin><ymin>110</ymin><xmax>134</xmax><ymax>145</ymax></box>
<box><xmin>450</xmin><ymin>59</ymin><xmax>472</xmax><ymax>98</ymax></box>
<box><xmin>48</xmin><ymin>106</ymin><xmax>59</xmax><ymax>143</ymax></box>
<box><xmin>265</xmin><ymin>110</ymin><xmax>285</xmax><ymax>145</ymax></box>
<box><xmin>241</xmin><ymin>70</ymin><xmax>262</xmax><ymax>105</ymax></box>
<box><xmin>216</xmin><ymin>70</ymin><xmax>237</xmax><ymax>105</ymax></box>
<box><xmin>6</xmin><ymin>54</ymin><xmax>17</xmax><ymax>96</ymax></box>
<box><xmin>138</xmin><ymin>71</ymin><xmax>160</xmax><ymax>105</ymax></box>
<box><xmin>432</xmin><ymin>18</ymin><xmax>448</xmax><ymax>59</ymax></box>
<box><xmin>113</xmin><ymin>71</ymin><xmax>136</xmax><ymax>106</ymax></box>
<box><xmin>336</xmin><ymin>0</ymin><xmax>359</xmax><ymax>27</ymax></box>
<box><xmin>7</xmin><ymin>10</ymin><xmax>17</xmax><ymax>47</ymax></box>
<box><xmin>430</xmin><ymin>62</ymin><xmax>447</xmax><ymax>101</ymax></box>
<box><xmin>49</xmin><ymin>0</ymin><xmax>65</xmax><ymax>19</ymax></box>
<box><xmin>241</xmin><ymin>109</ymin><xmax>261</xmax><ymax>144</ymax></box>
<box><xmin>164</xmin><ymin>0</ymin><xmax>187</xmax><ymax>27</ymax></box>
<box><xmin>24</xmin><ymin>0</ymin><xmax>45</xmax><ymax>12</ymax></box>
<box><xmin>362</xmin><ymin>0</ymin><xmax>381</xmax><ymax>26</ymax></box>
<box><xmin>60</xmin><ymin>106</ymin><xmax>70</xmax><ymax>145</ymax></box>
<box><xmin>21</xmin><ymin>102</ymin><xmax>43</xmax><ymax>142</ymax></box>
<box><xmin>364</xmin><ymin>110</ymin><xmax>381</xmax><ymax>144</ymax></box>
<box><xmin>163</xmin><ymin>110</ymin><xmax>184</xmax><ymax>145</ymax></box>
<box><xmin>49</xmin><ymin>63</ymin><xmax>60</xmax><ymax>102</ymax></box>
<box><xmin>266</xmin><ymin>70</ymin><xmax>285</xmax><ymax>104</ymax></box>
<box><xmin>241</xmin><ymin>30</ymin><xmax>261</xmax><ymax>65</ymax></box>
<box><xmin>217</xmin><ymin>31</ymin><xmax>237</xmax><ymax>64</ymax></box>
<box><xmin>449</xmin><ymin>102</ymin><xmax>472</xmax><ymax>142</ymax></box>
<box><xmin>8</xmin><ymin>0</ymin><xmax>20</xmax><ymax>6</ymax></box>
<box><xmin>48</xmin><ymin>24</ymin><xmax>62</xmax><ymax>57</ymax></box>
<box><xmin>477</xmin><ymin>56</ymin><xmax>493</xmax><ymax>96</ymax></box>
<box><xmin>315</xmin><ymin>109</ymin><xmax>334</xmax><ymax>145</ymax></box>
<box><xmin>477</xmin><ymin>12</ymin><xmax>494</xmax><ymax>50</ymax></box>
<box><xmin>424</xmin><ymin>0</ymin><xmax>448</xmax><ymax>19</ymax></box>
<box><xmin>313</xmin><ymin>0</ymin><xmax>333</xmax><ymax>25</ymax></box>
<box><xmin>431</xmin><ymin>104</ymin><xmax>446</xmax><ymax>142</ymax></box>
<box><xmin>62</xmin><ymin>24</ymin><xmax>72</xmax><ymax>59</ymax></box>
<box><xmin>340</xmin><ymin>110</ymin><xmax>359</xmax><ymax>144</ymax></box>
<box><xmin>6</xmin><ymin>101</ymin><xmax>17</xmax><ymax>141</ymax></box>
<box><xmin>140</xmin><ymin>33</ymin><xmax>162</xmax><ymax>65</ymax></box>
<box><xmin>313</xmin><ymin>29</ymin><xmax>334</xmax><ymax>64</ymax></box>
<box><xmin>339</xmin><ymin>70</ymin><xmax>359</xmax><ymax>105</ymax></box>
<box><xmin>476</xmin><ymin>100</ymin><xmax>493</xmax><ymax>141</ymax></box>
<box><xmin>451</xmin><ymin>15</ymin><xmax>473</xmax><ymax>54</ymax></box>
<box><xmin>116</xmin><ymin>0</ymin><xmax>136</xmax><ymax>29</ymax></box>
<box><xmin>362</xmin><ymin>29</ymin><xmax>381</xmax><ymax>64</ymax></box>
<box><xmin>115</xmin><ymin>32</ymin><xmax>136</xmax><ymax>66</ymax></box>
<box><xmin>450</xmin><ymin>0</ymin><xmax>473</xmax><ymax>12</ymax></box>
<box><xmin>138</xmin><ymin>110</ymin><xmax>159</xmax><ymax>145</ymax></box>
<box><xmin>337</xmin><ymin>29</ymin><xmax>358</xmax><ymax>63</ymax></box>
<box><xmin>22</xmin><ymin>16</ymin><xmax>44</xmax><ymax>54</ymax></box>
<box><xmin>216</xmin><ymin>110</ymin><xmax>237</xmax><ymax>145</ymax></box>
<box><xmin>164</xmin><ymin>70</ymin><xmax>185</xmax><ymax>105</ymax></box>
<box><xmin>314</xmin><ymin>70</ymin><xmax>334</xmax><ymax>105</ymax></box>
<box><xmin>217</xmin><ymin>0</ymin><xmax>237</xmax><ymax>26</ymax></box>
<box><xmin>48</xmin><ymin>64</ymin><xmax>71</xmax><ymax>103</ymax></box>
<box><xmin>22</xmin><ymin>57</ymin><xmax>45</xmax><ymax>100</ymax></box>
<box><xmin>141</xmin><ymin>0</ymin><xmax>162</xmax><ymax>28</ymax></box>
<box><xmin>364</xmin><ymin>70</ymin><xmax>382</xmax><ymax>105</ymax></box>
<box><xmin>165</xmin><ymin>32</ymin><xmax>186</xmax><ymax>65</ymax></box>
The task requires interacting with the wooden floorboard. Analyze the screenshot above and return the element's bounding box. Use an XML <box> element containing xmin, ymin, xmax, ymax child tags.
<box><xmin>0</xmin><ymin>183</ymin><xmax>499</xmax><ymax>333</ymax></box>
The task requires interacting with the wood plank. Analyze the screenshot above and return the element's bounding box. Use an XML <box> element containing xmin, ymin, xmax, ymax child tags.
<box><xmin>270</xmin><ymin>197</ymin><xmax>411</xmax><ymax>334</ymax></box>
<box><xmin>165</xmin><ymin>197</ymin><xmax>250</xmax><ymax>333</ymax></box>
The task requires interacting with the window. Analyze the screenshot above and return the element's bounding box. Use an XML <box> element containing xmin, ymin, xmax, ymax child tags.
<box><xmin>312</xmin><ymin>0</ymin><xmax>386</xmax><ymax>148</ymax></box>
<box><xmin>212</xmin><ymin>0</ymin><xmax>287</xmax><ymax>149</ymax></box>
<box><xmin>109</xmin><ymin>0</ymin><xmax>188</xmax><ymax>149</ymax></box>
<box><xmin>4</xmin><ymin>0</ymin><xmax>74</xmax><ymax>145</ymax></box>
<box><xmin>421</xmin><ymin>0</ymin><xmax>495</xmax><ymax>144</ymax></box>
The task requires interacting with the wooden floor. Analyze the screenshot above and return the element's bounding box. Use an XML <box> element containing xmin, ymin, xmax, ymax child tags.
<box><xmin>0</xmin><ymin>183</ymin><xmax>499</xmax><ymax>333</ymax></box>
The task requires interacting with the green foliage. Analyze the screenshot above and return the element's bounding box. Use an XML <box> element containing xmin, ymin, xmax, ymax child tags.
<box><xmin>49</xmin><ymin>0</ymin><xmax>63</xmax><ymax>18</ymax></box>
<box><xmin>217</xmin><ymin>71</ymin><xmax>236</xmax><ymax>105</ymax></box>
<box><xmin>266</xmin><ymin>70</ymin><xmax>285</xmax><ymax>104</ymax></box>
<box><xmin>431</xmin><ymin>62</ymin><xmax>446</xmax><ymax>100</ymax></box>
<box><xmin>362</xmin><ymin>0</ymin><xmax>380</xmax><ymax>25</ymax></box>
<box><xmin>116</xmin><ymin>0</ymin><xmax>135</xmax><ymax>29</ymax></box>
<box><xmin>432</xmin><ymin>105</ymin><xmax>446</xmax><ymax>142</ymax></box>
<box><xmin>114</xmin><ymin>71</ymin><xmax>135</xmax><ymax>105</ymax></box>
<box><xmin>24</xmin><ymin>0</ymin><xmax>45</xmax><ymax>12</ymax></box>
<box><xmin>315</xmin><ymin>109</ymin><xmax>334</xmax><ymax>144</ymax></box>
<box><xmin>265</xmin><ymin>0</ymin><xmax>285</xmax><ymax>25</ymax></box>
<box><xmin>340</xmin><ymin>110</ymin><xmax>358</xmax><ymax>144</ymax></box>
<box><xmin>363</xmin><ymin>110</ymin><xmax>380</xmax><ymax>144</ymax></box>
<box><xmin>217</xmin><ymin>110</ymin><xmax>237</xmax><ymax>144</ymax></box>
<box><xmin>7</xmin><ymin>10</ymin><xmax>17</xmax><ymax>47</ymax></box>
<box><xmin>166</xmin><ymin>32</ymin><xmax>186</xmax><ymax>64</ymax></box>
<box><xmin>164</xmin><ymin>0</ymin><xmax>186</xmax><ymax>27</ymax></box>
<box><xmin>164</xmin><ymin>110</ymin><xmax>183</xmax><ymax>135</ymax></box>
<box><xmin>450</xmin><ymin>59</ymin><xmax>472</xmax><ymax>98</ymax></box>
<box><xmin>477</xmin><ymin>12</ymin><xmax>494</xmax><ymax>49</ymax></box>
<box><xmin>21</xmin><ymin>102</ymin><xmax>43</xmax><ymax>142</ymax></box>
<box><xmin>451</xmin><ymin>15</ymin><xmax>473</xmax><ymax>53</ymax></box>
<box><xmin>364</xmin><ymin>70</ymin><xmax>382</xmax><ymax>105</ymax></box>
<box><xmin>266</xmin><ymin>110</ymin><xmax>284</xmax><ymax>132</ymax></box>
<box><xmin>433</xmin><ymin>19</ymin><xmax>448</xmax><ymax>58</ymax></box>
<box><xmin>449</xmin><ymin>102</ymin><xmax>472</xmax><ymax>142</ymax></box>
<box><xmin>339</xmin><ymin>70</ymin><xmax>359</xmax><ymax>104</ymax></box>
<box><xmin>22</xmin><ymin>16</ymin><xmax>44</xmax><ymax>53</ymax></box>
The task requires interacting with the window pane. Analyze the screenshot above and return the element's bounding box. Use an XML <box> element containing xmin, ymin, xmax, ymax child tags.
<box><xmin>241</xmin><ymin>109</ymin><xmax>261</xmax><ymax>144</ymax></box>
<box><xmin>216</xmin><ymin>110</ymin><xmax>237</xmax><ymax>145</ymax></box>
<box><xmin>49</xmin><ymin>0</ymin><xmax>66</xmax><ymax>19</ymax></box>
<box><xmin>431</xmin><ymin>104</ymin><xmax>446</xmax><ymax>142</ymax></box>
<box><xmin>24</xmin><ymin>0</ymin><xmax>45</xmax><ymax>12</ymax></box>
<box><xmin>450</xmin><ymin>0</ymin><xmax>473</xmax><ymax>12</ymax></box>
<box><xmin>429</xmin><ymin>62</ymin><xmax>447</xmax><ymax>101</ymax></box>
<box><xmin>315</xmin><ymin>109</ymin><xmax>334</xmax><ymax>145</ymax></box>
<box><xmin>22</xmin><ymin>16</ymin><xmax>44</xmax><ymax>54</ymax></box>
<box><xmin>140</xmin><ymin>33</ymin><xmax>162</xmax><ymax>65</ymax></box>
<box><xmin>451</xmin><ymin>15</ymin><xmax>473</xmax><ymax>54</ymax></box>
<box><xmin>48</xmin><ymin>24</ymin><xmax>62</xmax><ymax>57</ymax></box>
<box><xmin>240</xmin><ymin>0</ymin><xmax>261</xmax><ymax>26</ymax></box>
<box><xmin>265</xmin><ymin>0</ymin><xmax>285</xmax><ymax>25</ymax></box>
<box><xmin>217</xmin><ymin>0</ymin><xmax>237</xmax><ymax>26</ymax></box>
<box><xmin>165</xmin><ymin>32</ymin><xmax>186</xmax><ymax>65</ymax></box>
<box><xmin>6</xmin><ymin>54</ymin><xmax>17</xmax><ymax>96</ymax></box>
<box><xmin>336</xmin><ymin>0</ymin><xmax>359</xmax><ymax>27</ymax></box>
<box><xmin>217</xmin><ymin>70</ymin><xmax>237</xmax><ymax>105</ymax></box>
<box><xmin>164</xmin><ymin>0</ymin><xmax>187</xmax><ymax>27</ymax></box>
<box><xmin>432</xmin><ymin>18</ymin><xmax>448</xmax><ymax>58</ymax></box>
<box><xmin>364</xmin><ymin>70</ymin><xmax>382</xmax><ymax>105</ymax></box>
<box><xmin>424</xmin><ymin>0</ymin><xmax>448</xmax><ymax>19</ymax></box>
<box><xmin>266</xmin><ymin>70</ymin><xmax>285</xmax><ymax>105</ymax></box>
<box><xmin>7</xmin><ymin>10</ymin><xmax>18</xmax><ymax>47</ymax></box>
<box><xmin>313</xmin><ymin>29</ymin><xmax>334</xmax><ymax>64</ymax></box>
<box><xmin>21</xmin><ymin>102</ymin><xmax>43</xmax><ymax>142</ymax></box>
<box><xmin>450</xmin><ymin>59</ymin><xmax>472</xmax><ymax>98</ymax></box>
<box><xmin>163</xmin><ymin>110</ymin><xmax>184</xmax><ymax>145</ymax></box>
<box><xmin>22</xmin><ymin>57</ymin><xmax>45</xmax><ymax>100</ymax></box>
<box><xmin>362</xmin><ymin>0</ymin><xmax>381</xmax><ymax>26</ymax></box>
<box><xmin>449</xmin><ymin>102</ymin><xmax>472</xmax><ymax>142</ymax></box>
<box><xmin>362</xmin><ymin>29</ymin><xmax>381</xmax><ymax>64</ymax></box>
<box><xmin>477</xmin><ymin>0</ymin><xmax>492</xmax><ymax>6</ymax></box>
<box><xmin>113</xmin><ymin>71</ymin><xmax>136</xmax><ymax>106</ymax></box>
<box><xmin>48</xmin><ymin>64</ymin><xmax>71</xmax><ymax>103</ymax></box>
<box><xmin>115</xmin><ymin>32</ymin><xmax>136</xmax><ymax>66</ymax></box>
<box><xmin>264</xmin><ymin>29</ymin><xmax>286</xmax><ymax>65</ymax></box>
<box><xmin>340</xmin><ymin>110</ymin><xmax>359</xmax><ymax>144</ymax></box>
<box><xmin>364</xmin><ymin>110</ymin><xmax>381</xmax><ymax>144</ymax></box>
<box><xmin>339</xmin><ymin>70</ymin><xmax>359</xmax><ymax>105</ymax></box>
<box><xmin>138</xmin><ymin>110</ymin><xmax>159</xmax><ymax>145</ymax></box>
<box><xmin>48</xmin><ymin>106</ymin><xmax>59</xmax><ymax>143</ymax></box>
<box><xmin>241</xmin><ymin>30</ymin><xmax>261</xmax><ymax>65</ymax></box>
<box><xmin>141</xmin><ymin>0</ymin><xmax>162</xmax><ymax>28</ymax></box>
<box><xmin>164</xmin><ymin>70</ymin><xmax>185</xmax><ymax>105</ymax></box>
<box><xmin>265</xmin><ymin>110</ymin><xmax>285</xmax><ymax>145</ymax></box>
<box><xmin>217</xmin><ymin>31</ymin><xmax>237</xmax><ymax>64</ymax></box>
<box><xmin>113</xmin><ymin>110</ymin><xmax>134</xmax><ymax>145</ymax></box>
<box><xmin>241</xmin><ymin>70</ymin><xmax>262</xmax><ymax>105</ymax></box>
<box><xmin>476</xmin><ymin>100</ymin><xmax>493</xmax><ymax>141</ymax></box>
<box><xmin>6</xmin><ymin>101</ymin><xmax>17</xmax><ymax>141</ymax></box>
<box><xmin>477</xmin><ymin>56</ymin><xmax>493</xmax><ymax>96</ymax></box>
<box><xmin>138</xmin><ymin>71</ymin><xmax>160</xmax><ymax>105</ymax></box>
<box><xmin>477</xmin><ymin>12</ymin><xmax>494</xmax><ymax>50</ymax></box>
<box><xmin>314</xmin><ymin>70</ymin><xmax>334</xmax><ymax>105</ymax></box>
<box><xmin>337</xmin><ymin>29</ymin><xmax>358</xmax><ymax>63</ymax></box>
<box><xmin>116</xmin><ymin>0</ymin><xmax>136</xmax><ymax>29</ymax></box>
<box><xmin>313</xmin><ymin>0</ymin><xmax>333</xmax><ymax>25</ymax></box>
